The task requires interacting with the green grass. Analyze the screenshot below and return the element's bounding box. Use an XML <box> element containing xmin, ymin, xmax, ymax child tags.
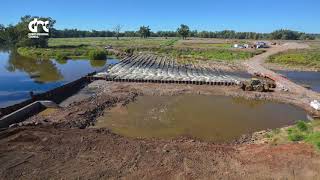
<box><xmin>176</xmin><ymin>42</ymin><xmax>233</xmax><ymax>49</ymax></box>
<box><xmin>49</xmin><ymin>37</ymin><xmax>176</xmax><ymax>48</ymax></box>
<box><xmin>18</xmin><ymin>37</ymin><xmax>179</xmax><ymax>59</ymax></box>
<box><xmin>268</xmin><ymin>49</ymin><xmax>320</xmax><ymax>69</ymax></box>
<box><xmin>19</xmin><ymin>37</ymin><xmax>263</xmax><ymax>61</ymax></box>
<box><xmin>134</xmin><ymin>47</ymin><xmax>264</xmax><ymax>62</ymax></box>
<box><xmin>266</xmin><ymin>120</ymin><xmax>320</xmax><ymax>150</ymax></box>
<box><xmin>305</xmin><ymin>132</ymin><xmax>320</xmax><ymax>149</ymax></box>
<box><xmin>160</xmin><ymin>38</ymin><xmax>179</xmax><ymax>47</ymax></box>
<box><xmin>17</xmin><ymin>46</ymin><xmax>106</xmax><ymax>59</ymax></box>
<box><xmin>88</xmin><ymin>49</ymin><xmax>106</xmax><ymax>60</ymax></box>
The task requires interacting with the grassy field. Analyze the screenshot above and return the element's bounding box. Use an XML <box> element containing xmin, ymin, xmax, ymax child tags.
<box><xmin>174</xmin><ymin>38</ymin><xmax>251</xmax><ymax>49</ymax></box>
<box><xmin>18</xmin><ymin>37</ymin><xmax>263</xmax><ymax>61</ymax></box>
<box><xmin>17</xmin><ymin>46</ymin><xmax>106</xmax><ymax>60</ymax></box>
<box><xmin>49</xmin><ymin>37</ymin><xmax>175</xmax><ymax>48</ymax></box>
<box><xmin>268</xmin><ymin>40</ymin><xmax>320</xmax><ymax>70</ymax></box>
<box><xmin>268</xmin><ymin>49</ymin><xmax>320</xmax><ymax>69</ymax></box>
<box><xmin>134</xmin><ymin>47</ymin><xmax>263</xmax><ymax>62</ymax></box>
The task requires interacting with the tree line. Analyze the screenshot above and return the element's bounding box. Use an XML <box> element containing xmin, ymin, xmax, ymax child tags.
<box><xmin>0</xmin><ymin>16</ymin><xmax>317</xmax><ymax>48</ymax></box>
<box><xmin>50</xmin><ymin>27</ymin><xmax>315</xmax><ymax>40</ymax></box>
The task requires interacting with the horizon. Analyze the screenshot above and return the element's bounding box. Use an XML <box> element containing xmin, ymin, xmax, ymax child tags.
<box><xmin>0</xmin><ymin>0</ymin><xmax>320</xmax><ymax>33</ymax></box>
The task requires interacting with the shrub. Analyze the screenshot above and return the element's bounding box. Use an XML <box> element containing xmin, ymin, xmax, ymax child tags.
<box><xmin>287</xmin><ymin>127</ymin><xmax>306</xmax><ymax>142</ymax></box>
<box><xmin>55</xmin><ymin>53</ymin><xmax>68</xmax><ymax>60</ymax></box>
<box><xmin>317</xmin><ymin>142</ymin><xmax>320</xmax><ymax>150</ymax></box>
<box><xmin>305</xmin><ymin>132</ymin><xmax>320</xmax><ymax>150</ymax></box>
<box><xmin>288</xmin><ymin>133</ymin><xmax>305</xmax><ymax>142</ymax></box>
<box><xmin>124</xmin><ymin>48</ymin><xmax>134</xmax><ymax>55</ymax></box>
<box><xmin>88</xmin><ymin>49</ymin><xmax>106</xmax><ymax>60</ymax></box>
<box><xmin>287</xmin><ymin>127</ymin><xmax>294</xmax><ymax>134</ymax></box>
<box><xmin>296</xmin><ymin>121</ymin><xmax>308</xmax><ymax>132</ymax></box>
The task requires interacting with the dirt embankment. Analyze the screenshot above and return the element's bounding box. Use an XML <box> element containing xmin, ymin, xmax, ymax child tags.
<box><xmin>0</xmin><ymin>81</ymin><xmax>320</xmax><ymax>179</ymax></box>
<box><xmin>0</xmin><ymin>125</ymin><xmax>319</xmax><ymax>179</ymax></box>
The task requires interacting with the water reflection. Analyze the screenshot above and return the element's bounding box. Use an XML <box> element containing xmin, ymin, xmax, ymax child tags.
<box><xmin>6</xmin><ymin>52</ymin><xmax>63</xmax><ymax>83</ymax></box>
<box><xmin>55</xmin><ymin>58</ymin><xmax>68</xmax><ymax>65</ymax></box>
<box><xmin>90</xmin><ymin>59</ymin><xmax>107</xmax><ymax>67</ymax></box>
<box><xmin>0</xmin><ymin>49</ymin><xmax>119</xmax><ymax>107</ymax></box>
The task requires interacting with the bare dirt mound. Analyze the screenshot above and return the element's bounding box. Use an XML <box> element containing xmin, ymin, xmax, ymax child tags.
<box><xmin>0</xmin><ymin>127</ymin><xmax>319</xmax><ymax>179</ymax></box>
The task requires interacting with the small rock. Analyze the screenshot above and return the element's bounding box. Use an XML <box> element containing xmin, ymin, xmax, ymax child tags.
<box><xmin>162</xmin><ymin>144</ymin><xmax>170</xmax><ymax>153</ymax></box>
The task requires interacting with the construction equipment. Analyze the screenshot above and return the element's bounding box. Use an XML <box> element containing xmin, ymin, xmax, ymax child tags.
<box><xmin>241</xmin><ymin>78</ymin><xmax>275</xmax><ymax>92</ymax></box>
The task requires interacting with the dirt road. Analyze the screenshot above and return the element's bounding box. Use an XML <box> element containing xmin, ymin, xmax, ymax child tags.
<box><xmin>244</xmin><ymin>43</ymin><xmax>320</xmax><ymax>115</ymax></box>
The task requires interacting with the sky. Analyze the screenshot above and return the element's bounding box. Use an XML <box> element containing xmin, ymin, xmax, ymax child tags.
<box><xmin>0</xmin><ymin>0</ymin><xmax>319</xmax><ymax>33</ymax></box>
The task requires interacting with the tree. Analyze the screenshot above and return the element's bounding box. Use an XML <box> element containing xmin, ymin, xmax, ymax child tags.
<box><xmin>0</xmin><ymin>15</ymin><xmax>55</xmax><ymax>47</ymax></box>
<box><xmin>0</xmin><ymin>24</ymin><xmax>5</xmax><ymax>43</ymax></box>
<box><xmin>177</xmin><ymin>24</ymin><xmax>190</xmax><ymax>39</ymax></box>
<box><xmin>270</xmin><ymin>29</ymin><xmax>304</xmax><ymax>40</ymax></box>
<box><xmin>113</xmin><ymin>25</ymin><xmax>122</xmax><ymax>40</ymax></box>
<box><xmin>138</xmin><ymin>26</ymin><xmax>151</xmax><ymax>38</ymax></box>
<box><xmin>17</xmin><ymin>15</ymin><xmax>55</xmax><ymax>47</ymax></box>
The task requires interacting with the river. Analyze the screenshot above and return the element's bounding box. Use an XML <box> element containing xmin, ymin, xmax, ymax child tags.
<box><xmin>0</xmin><ymin>49</ymin><xmax>118</xmax><ymax>107</ymax></box>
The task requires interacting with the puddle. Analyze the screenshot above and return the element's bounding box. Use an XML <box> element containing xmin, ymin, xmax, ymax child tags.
<box><xmin>94</xmin><ymin>95</ymin><xmax>309</xmax><ymax>142</ymax></box>
<box><xmin>277</xmin><ymin>70</ymin><xmax>320</xmax><ymax>92</ymax></box>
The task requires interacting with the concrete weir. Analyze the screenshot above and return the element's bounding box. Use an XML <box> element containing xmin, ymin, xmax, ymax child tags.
<box><xmin>102</xmin><ymin>54</ymin><xmax>248</xmax><ymax>85</ymax></box>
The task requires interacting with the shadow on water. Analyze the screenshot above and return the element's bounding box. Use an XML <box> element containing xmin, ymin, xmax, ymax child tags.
<box><xmin>94</xmin><ymin>95</ymin><xmax>309</xmax><ymax>143</ymax></box>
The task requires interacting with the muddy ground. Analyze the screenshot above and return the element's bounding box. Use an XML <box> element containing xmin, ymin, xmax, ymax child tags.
<box><xmin>1</xmin><ymin>80</ymin><xmax>320</xmax><ymax>179</ymax></box>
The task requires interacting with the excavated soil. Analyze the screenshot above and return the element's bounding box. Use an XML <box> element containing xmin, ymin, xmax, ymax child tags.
<box><xmin>1</xmin><ymin>127</ymin><xmax>319</xmax><ymax>179</ymax></box>
<box><xmin>0</xmin><ymin>81</ymin><xmax>320</xmax><ymax>179</ymax></box>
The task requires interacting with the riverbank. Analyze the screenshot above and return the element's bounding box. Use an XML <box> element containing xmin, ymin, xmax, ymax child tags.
<box><xmin>17</xmin><ymin>46</ymin><xmax>110</xmax><ymax>60</ymax></box>
<box><xmin>265</xmin><ymin>63</ymin><xmax>320</xmax><ymax>72</ymax></box>
<box><xmin>256</xmin><ymin>120</ymin><xmax>320</xmax><ymax>149</ymax></box>
<box><xmin>0</xmin><ymin>49</ymin><xmax>120</xmax><ymax>108</ymax></box>
<box><xmin>0</xmin><ymin>80</ymin><xmax>320</xmax><ymax>179</ymax></box>
<box><xmin>1</xmin><ymin>41</ymin><xmax>320</xmax><ymax>179</ymax></box>
<box><xmin>15</xmin><ymin>80</ymin><xmax>320</xmax><ymax>139</ymax></box>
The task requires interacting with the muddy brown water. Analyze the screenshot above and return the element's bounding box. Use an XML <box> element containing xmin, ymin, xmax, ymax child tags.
<box><xmin>94</xmin><ymin>95</ymin><xmax>309</xmax><ymax>142</ymax></box>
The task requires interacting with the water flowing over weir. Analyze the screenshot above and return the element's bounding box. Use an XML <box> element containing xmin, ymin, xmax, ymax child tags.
<box><xmin>104</xmin><ymin>54</ymin><xmax>251</xmax><ymax>85</ymax></box>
